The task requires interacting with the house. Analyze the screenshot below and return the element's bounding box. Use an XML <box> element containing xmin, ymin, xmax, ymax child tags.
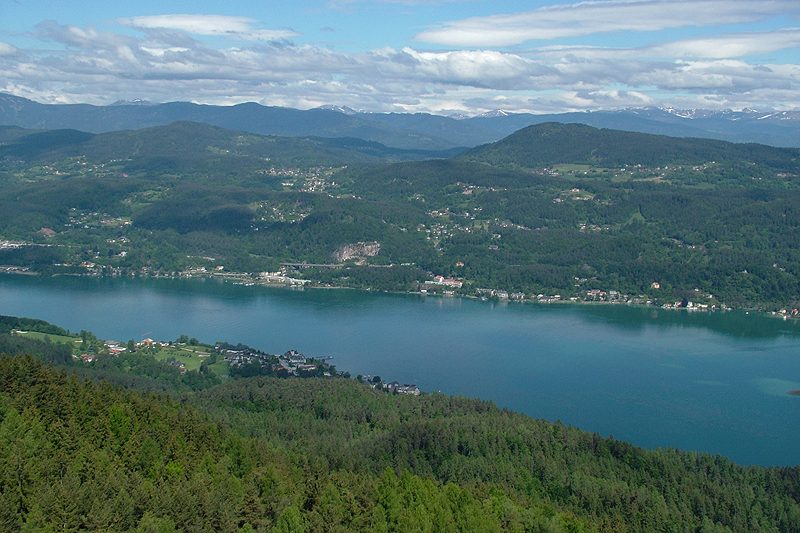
<box><xmin>169</xmin><ymin>361</ymin><xmax>187</xmax><ymax>374</ymax></box>
<box><xmin>397</xmin><ymin>384</ymin><xmax>421</xmax><ymax>396</ymax></box>
<box><xmin>384</xmin><ymin>381</ymin><xmax>421</xmax><ymax>395</ymax></box>
<box><xmin>284</xmin><ymin>350</ymin><xmax>307</xmax><ymax>364</ymax></box>
<box><xmin>432</xmin><ymin>275</ymin><xmax>463</xmax><ymax>288</ymax></box>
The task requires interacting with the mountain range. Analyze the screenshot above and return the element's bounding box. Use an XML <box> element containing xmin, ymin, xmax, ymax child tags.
<box><xmin>1</xmin><ymin>93</ymin><xmax>798</xmax><ymax>150</ymax></box>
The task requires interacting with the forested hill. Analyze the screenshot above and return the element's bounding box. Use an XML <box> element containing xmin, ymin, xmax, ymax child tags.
<box><xmin>3</xmin><ymin>121</ymin><xmax>800</xmax><ymax>310</ymax></box>
<box><xmin>0</xmin><ymin>121</ymin><xmax>462</xmax><ymax>169</ymax></box>
<box><xmin>2</xmin><ymin>321</ymin><xmax>800</xmax><ymax>532</ymax></box>
<box><xmin>461</xmin><ymin>122</ymin><xmax>800</xmax><ymax>171</ymax></box>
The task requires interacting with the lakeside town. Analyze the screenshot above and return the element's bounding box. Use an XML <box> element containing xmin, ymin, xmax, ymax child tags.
<box><xmin>3</xmin><ymin>235</ymin><xmax>800</xmax><ymax>320</ymax></box>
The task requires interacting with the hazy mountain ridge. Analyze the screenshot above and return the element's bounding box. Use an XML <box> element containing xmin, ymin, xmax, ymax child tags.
<box><xmin>322</xmin><ymin>104</ymin><xmax>800</xmax><ymax>147</ymax></box>
<box><xmin>2</xmin><ymin>93</ymin><xmax>798</xmax><ymax>150</ymax></box>
<box><xmin>0</xmin><ymin>94</ymin><xmax>462</xmax><ymax>151</ymax></box>
<box><xmin>465</xmin><ymin>107</ymin><xmax>800</xmax><ymax>147</ymax></box>
<box><xmin>0</xmin><ymin>121</ymin><xmax>464</xmax><ymax>167</ymax></box>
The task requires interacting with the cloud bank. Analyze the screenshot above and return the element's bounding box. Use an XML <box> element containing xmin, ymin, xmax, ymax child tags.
<box><xmin>2</xmin><ymin>2</ymin><xmax>799</xmax><ymax>114</ymax></box>
<box><xmin>414</xmin><ymin>0</ymin><xmax>799</xmax><ymax>46</ymax></box>
<box><xmin>117</xmin><ymin>15</ymin><xmax>300</xmax><ymax>41</ymax></box>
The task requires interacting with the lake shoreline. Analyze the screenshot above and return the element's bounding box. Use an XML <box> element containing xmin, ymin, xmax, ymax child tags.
<box><xmin>2</xmin><ymin>268</ymin><xmax>798</xmax><ymax>324</ymax></box>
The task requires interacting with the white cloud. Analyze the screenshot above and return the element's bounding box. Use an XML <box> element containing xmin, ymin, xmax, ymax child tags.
<box><xmin>415</xmin><ymin>0</ymin><xmax>800</xmax><ymax>47</ymax></box>
<box><xmin>36</xmin><ymin>20</ymin><xmax>134</xmax><ymax>51</ymax></box>
<box><xmin>629</xmin><ymin>59</ymin><xmax>800</xmax><ymax>92</ymax></box>
<box><xmin>0</xmin><ymin>42</ymin><xmax>17</xmax><ymax>56</ymax></box>
<box><xmin>532</xmin><ymin>28</ymin><xmax>800</xmax><ymax>62</ymax></box>
<box><xmin>117</xmin><ymin>15</ymin><xmax>300</xmax><ymax>41</ymax></box>
<box><xmin>644</xmin><ymin>28</ymin><xmax>800</xmax><ymax>59</ymax></box>
<box><xmin>140</xmin><ymin>47</ymin><xmax>191</xmax><ymax>57</ymax></box>
<box><xmin>374</xmin><ymin>47</ymin><xmax>556</xmax><ymax>89</ymax></box>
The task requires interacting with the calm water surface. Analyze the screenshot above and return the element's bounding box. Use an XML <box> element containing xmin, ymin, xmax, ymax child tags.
<box><xmin>1</xmin><ymin>274</ymin><xmax>799</xmax><ymax>467</ymax></box>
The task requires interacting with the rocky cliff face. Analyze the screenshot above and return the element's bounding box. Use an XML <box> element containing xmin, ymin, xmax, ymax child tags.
<box><xmin>332</xmin><ymin>242</ymin><xmax>380</xmax><ymax>262</ymax></box>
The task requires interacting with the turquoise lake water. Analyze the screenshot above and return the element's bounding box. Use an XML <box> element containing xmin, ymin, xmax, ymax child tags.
<box><xmin>1</xmin><ymin>274</ymin><xmax>799</xmax><ymax>466</ymax></box>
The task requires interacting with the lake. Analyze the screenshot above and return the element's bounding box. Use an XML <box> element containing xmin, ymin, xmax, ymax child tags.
<box><xmin>1</xmin><ymin>274</ymin><xmax>799</xmax><ymax>467</ymax></box>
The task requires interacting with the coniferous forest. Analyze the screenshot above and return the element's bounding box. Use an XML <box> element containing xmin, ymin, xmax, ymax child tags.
<box><xmin>1</xmin><ymin>317</ymin><xmax>800</xmax><ymax>532</ymax></box>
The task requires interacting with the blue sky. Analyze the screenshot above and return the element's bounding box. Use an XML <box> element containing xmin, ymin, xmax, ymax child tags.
<box><xmin>1</xmin><ymin>0</ymin><xmax>799</xmax><ymax>114</ymax></box>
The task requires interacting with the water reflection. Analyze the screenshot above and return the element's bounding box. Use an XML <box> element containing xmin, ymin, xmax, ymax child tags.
<box><xmin>7</xmin><ymin>274</ymin><xmax>799</xmax><ymax>340</ymax></box>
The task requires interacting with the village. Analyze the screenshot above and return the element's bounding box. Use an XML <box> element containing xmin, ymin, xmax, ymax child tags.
<box><xmin>216</xmin><ymin>344</ymin><xmax>336</xmax><ymax>378</ymax></box>
<box><xmin>48</xmin><ymin>331</ymin><xmax>425</xmax><ymax>396</ymax></box>
<box><xmin>219</xmin><ymin>344</ymin><xmax>421</xmax><ymax>394</ymax></box>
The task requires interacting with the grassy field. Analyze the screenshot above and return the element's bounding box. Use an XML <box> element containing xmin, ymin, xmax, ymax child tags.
<box><xmin>208</xmin><ymin>359</ymin><xmax>230</xmax><ymax>376</ymax></box>
<box><xmin>152</xmin><ymin>344</ymin><xmax>212</xmax><ymax>372</ymax></box>
<box><xmin>14</xmin><ymin>330</ymin><xmax>81</xmax><ymax>348</ymax></box>
<box><xmin>14</xmin><ymin>329</ymin><xmax>232</xmax><ymax>376</ymax></box>
<box><xmin>150</xmin><ymin>344</ymin><xmax>230</xmax><ymax>376</ymax></box>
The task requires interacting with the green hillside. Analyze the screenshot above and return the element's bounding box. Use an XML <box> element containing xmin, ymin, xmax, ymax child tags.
<box><xmin>2</xmin><ymin>122</ymin><xmax>800</xmax><ymax>310</ymax></box>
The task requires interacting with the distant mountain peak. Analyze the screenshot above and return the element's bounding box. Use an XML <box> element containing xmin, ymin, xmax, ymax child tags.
<box><xmin>659</xmin><ymin>107</ymin><xmax>716</xmax><ymax>119</ymax></box>
<box><xmin>317</xmin><ymin>105</ymin><xmax>365</xmax><ymax>115</ymax></box>
<box><xmin>477</xmin><ymin>110</ymin><xmax>510</xmax><ymax>118</ymax></box>
<box><xmin>110</xmin><ymin>99</ymin><xmax>153</xmax><ymax>106</ymax></box>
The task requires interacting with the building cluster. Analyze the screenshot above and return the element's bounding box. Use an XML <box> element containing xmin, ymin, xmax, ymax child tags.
<box><xmin>216</xmin><ymin>342</ymin><xmax>274</xmax><ymax>367</ymax></box>
<box><xmin>360</xmin><ymin>375</ymin><xmax>420</xmax><ymax>396</ymax></box>
<box><xmin>216</xmin><ymin>345</ymin><xmax>328</xmax><ymax>376</ymax></box>
<box><xmin>476</xmin><ymin>288</ymin><xmax>510</xmax><ymax>300</ymax></box>
<box><xmin>258</xmin><ymin>272</ymin><xmax>309</xmax><ymax>285</ymax></box>
<box><xmin>0</xmin><ymin>240</ymin><xmax>27</xmax><ymax>250</ymax></box>
<box><xmin>104</xmin><ymin>340</ymin><xmax>126</xmax><ymax>355</ymax></box>
<box><xmin>386</xmin><ymin>382</ymin><xmax>421</xmax><ymax>395</ymax></box>
<box><xmin>430</xmin><ymin>275</ymin><xmax>463</xmax><ymax>288</ymax></box>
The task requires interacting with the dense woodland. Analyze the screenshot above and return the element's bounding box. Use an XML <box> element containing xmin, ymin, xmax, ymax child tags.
<box><xmin>1</xmin><ymin>122</ymin><xmax>800</xmax><ymax>311</ymax></box>
<box><xmin>1</xmin><ymin>316</ymin><xmax>800</xmax><ymax>532</ymax></box>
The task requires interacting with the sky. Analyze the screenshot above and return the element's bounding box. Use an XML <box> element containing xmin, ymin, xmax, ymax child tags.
<box><xmin>1</xmin><ymin>0</ymin><xmax>799</xmax><ymax>115</ymax></box>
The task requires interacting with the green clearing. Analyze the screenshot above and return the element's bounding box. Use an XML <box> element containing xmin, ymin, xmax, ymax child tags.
<box><xmin>553</xmin><ymin>164</ymin><xmax>594</xmax><ymax>173</ymax></box>
<box><xmin>208</xmin><ymin>359</ymin><xmax>231</xmax><ymax>376</ymax></box>
<box><xmin>625</xmin><ymin>210</ymin><xmax>646</xmax><ymax>224</ymax></box>
<box><xmin>14</xmin><ymin>330</ymin><xmax>80</xmax><ymax>347</ymax></box>
<box><xmin>153</xmin><ymin>345</ymin><xmax>212</xmax><ymax>372</ymax></box>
